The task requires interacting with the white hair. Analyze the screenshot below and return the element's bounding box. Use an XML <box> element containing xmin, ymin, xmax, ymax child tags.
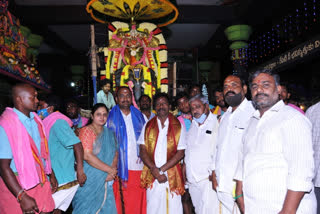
<box><xmin>189</xmin><ymin>94</ymin><xmax>208</xmax><ymax>105</ymax></box>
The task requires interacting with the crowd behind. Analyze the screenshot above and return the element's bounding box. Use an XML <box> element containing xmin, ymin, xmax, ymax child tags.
<box><xmin>0</xmin><ymin>69</ymin><xmax>320</xmax><ymax>214</ymax></box>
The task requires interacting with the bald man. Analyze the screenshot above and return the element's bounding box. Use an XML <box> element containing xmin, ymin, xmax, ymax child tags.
<box><xmin>0</xmin><ymin>83</ymin><xmax>56</xmax><ymax>214</ymax></box>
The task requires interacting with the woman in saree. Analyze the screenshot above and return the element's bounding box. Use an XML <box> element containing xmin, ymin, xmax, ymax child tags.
<box><xmin>72</xmin><ymin>103</ymin><xmax>118</xmax><ymax>214</ymax></box>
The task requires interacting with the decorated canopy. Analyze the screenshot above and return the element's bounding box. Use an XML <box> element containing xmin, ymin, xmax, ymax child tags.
<box><xmin>0</xmin><ymin>0</ymin><xmax>50</xmax><ymax>91</ymax></box>
<box><xmin>86</xmin><ymin>0</ymin><xmax>178</xmax><ymax>27</ymax></box>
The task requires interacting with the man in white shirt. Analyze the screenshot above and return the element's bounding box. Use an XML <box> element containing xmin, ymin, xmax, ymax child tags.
<box><xmin>138</xmin><ymin>94</ymin><xmax>155</xmax><ymax>122</ymax></box>
<box><xmin>107</xmin><ymin>86</ymin><xmax>146</xmax><ymax>214</ymax></box>
<box><xmin>185</xmin><ymin>94</ymin><xmax>219</xmax><ymax>214</ymax></box>
<box><xmin>234</xmin><ymin>69</ymin><xmax>316</xmax><ymax>214</ymax></box>
<box><xmin>139</xmin><ymin>93</ymin><xmax>186</xmax><ymax>214</ymax></box>
<box><xmin>306</xmin><ymin>101</ymin><xmax>320</xmax><ymax>212</ymax></box>
<box><xmin>213</xmin><ymin>74</ymin><xmax>255</xmax><ymax>214</ymax></box>
<box><xmin>96</xmin><ymin>79</ymin><xmax>116</xmax><ymax>110</ymax></box>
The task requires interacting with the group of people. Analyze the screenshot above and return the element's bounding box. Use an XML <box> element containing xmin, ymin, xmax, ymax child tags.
<box><xmin>0</xmin><ymin>68</ymin><xmax>319</xmax><ymax>214</ymax></box>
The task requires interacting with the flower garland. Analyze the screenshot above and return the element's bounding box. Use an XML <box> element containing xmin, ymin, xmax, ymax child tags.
<box><xmin>101</xmin><ymin>21</ymin><xmax>168</xmax><ymax>94</ymax></box>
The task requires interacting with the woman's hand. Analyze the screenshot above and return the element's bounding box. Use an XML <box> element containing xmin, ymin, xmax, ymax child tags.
<box><xmin>105</xmin><ymin>174</ymin><xmax>114</xmax><ymax>182</ymax></box>
<box><xmin>108</xmin><ymin>167</ymin><xmax>117</xmax><ymax>179</ymax></box>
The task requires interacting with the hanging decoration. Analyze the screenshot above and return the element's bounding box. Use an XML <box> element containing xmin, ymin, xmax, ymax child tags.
<box><xmin>86</xmin><ymin>0</ymin><xmax>178</xmax><ymax>27</ymax></box>
<box><xmin>0</xmin><ymin>0</ymin><xmax>50</xmax><ymax>90</ymax></box>
<box><xmin>87</xmin><ymin>0</ymin><xmax>176</xmax><ymax>102</ymax></box>
<box><xmin>225</xmin><ymin>25</ymin><xmax>252</xmax><ymax>68</ymax></box>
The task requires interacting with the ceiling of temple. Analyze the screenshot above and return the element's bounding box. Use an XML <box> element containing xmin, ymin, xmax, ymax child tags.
<box><xmin>11</xmin><ymin>0</ymin><xmax>301</xmax><ymax>58</ymax></box>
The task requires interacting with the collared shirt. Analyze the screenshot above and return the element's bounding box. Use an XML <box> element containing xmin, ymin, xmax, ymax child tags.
<box><xmin>138</xmin><ymin>117</ymin><xmax>187</xmax><ymax>168</ymax></box>
<box><xmin>97</xmin><ymin>90</ymin><xmax>116</xmax><ymax>110</ymax></box>
<box><xmin>48</xmin><ymin>119</ymin><xmax>80</xmax><ymax>184</ymax></box>
<box><xmin>235</xmin><ymin>100</ymin><xmax>315</xmax><ymax>213</ymax></box>
<box><xmin>121</xmin><ymin>111</ymin><xmax>144</xmax><ymax>170</ymax></box>
<box><xmin>0</xmin><ymin>108</ymin><xmax>41</xmax><ymax>172</ymax></box>
<box><xmin>306</xmin><ymin>101</ymin><xmax>320</xmax><ymax>187</ymax></box>
<box><xmin>185</xmin><ymin>112</ymin><xmax>219</xmax><ymax>183</ymax></box>
<box><xmin>177</xmin><ymin>114</ymin><xmax>192</xmax><ymax>132</ymax></box>
<box><xmin>215</xmin><ymin>98</ymin><xmax>255</xmax><ymax>194</ymax></box>
<box><xmin>288</xmin><ymin>103</ymin><xmax>305</xmax><ymax>114</ymax></box>
<box><xmin>142</xmin><ymin>111</ymin><xmax>155</xmax><ymax>122</ymax></box>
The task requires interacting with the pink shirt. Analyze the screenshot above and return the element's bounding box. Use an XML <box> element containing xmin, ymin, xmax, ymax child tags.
<box><xmin>288</xmin><ymin>103</ymin><xmax>305</xmax><ymax>115</ymax></box>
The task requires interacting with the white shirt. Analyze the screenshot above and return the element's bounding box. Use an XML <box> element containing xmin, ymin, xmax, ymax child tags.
<box><xmin>306</xmin><ymin>101</ymin><xmax>320</xmax><ymax>187</ymax></box>
<box><xmin>185</xmin><ymin>112</ymin><xmax>219</xmax><ymax>183</ymax></box>
<box><xmin>215</xmin><ymin>98</ymin><xmax>255</xmax><ymax>193</ymax></box>
<box><xmin>142</xmin><ymin>112</ymin><xmax>155</xmax><ymax>122</ymax></box>
<box><xmin>235</xmin><ymin>100</ymin><xmax>315</xmax><ymax>213</ymax></box>
<box><xmin>138</xmin><ymin>117</ymin><xmax>186</xmax><ymax>168</ymax></box>
<box><xmin>121</xmin><ymin>111</ymin><xmax>144</xmax><ymax>170</ymax></box>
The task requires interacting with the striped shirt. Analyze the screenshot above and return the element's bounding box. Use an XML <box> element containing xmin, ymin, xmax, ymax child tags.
<box><xmin>215</xmin><ymin>98</ymin><xmax>255</xmax><ymax>194</ymax></box>
<box><xmin>306</xmin><ymin>101</ymin><xmax>320</xmax><ymax>187</ymax></box>
<box><xmin>235</xmin><ymin>100</ymin><xmax>316</xmax><ymax>214</ymax></box>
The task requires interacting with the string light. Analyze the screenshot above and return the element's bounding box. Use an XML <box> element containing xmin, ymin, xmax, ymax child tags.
<box><xmin>247</xmin><ymin>0</ymin><xmax>319</xmax><ymax>67</ymax></box>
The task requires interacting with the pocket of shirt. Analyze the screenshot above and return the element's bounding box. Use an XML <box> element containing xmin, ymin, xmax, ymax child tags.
<box><xmin>235</xmin><ymin>126</ymin><xmax>245</xmax><ymax>134</ymax></box>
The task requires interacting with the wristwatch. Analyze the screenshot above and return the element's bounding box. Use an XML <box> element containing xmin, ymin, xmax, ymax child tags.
<box><xmin>158</xmin><ymin>168</ymin><xmax>164</xmax><ymax>175</ymax></box>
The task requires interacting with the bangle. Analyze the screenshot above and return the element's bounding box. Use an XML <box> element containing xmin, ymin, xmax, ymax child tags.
<box><xmin>234</xmin><ymin>194</ymin><xmax>243</xmax><ymax>200</ymax></box>
<box><xmin>16</xmin><ymin>189</ymin><xmax>26</xmax><ymax>203</ymax></box>
<box><xmin>158</xmin><ymin>168</ymin><xmax>164</xmax><ymax>175</ymax></box>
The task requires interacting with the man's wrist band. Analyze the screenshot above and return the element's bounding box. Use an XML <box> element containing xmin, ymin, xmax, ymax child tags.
<box><xmin>17</xmin><ymin>189</ymin><xmax>26</xmax><ymax>203</ymax></box>
<box><xmin>158</xmin><ymin>168</ymin><xmax>164</xmax><ymax>175</ymax></box>
<box><xmin>234</xmin><ymin>194</ymin><xmax>243</xmax><ymax>200</ymax></box>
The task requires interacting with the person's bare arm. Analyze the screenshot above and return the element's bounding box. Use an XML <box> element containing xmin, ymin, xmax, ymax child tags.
<box><xmin>182</xmin><ymin>161</ymin><xmax>187</xmax><ymax>184</ymax></box>
<box><xmin>106</xmin><ymin>152</ymin><xmax>119</xmax><ymax>181</ymax></box>
<box><xmin>160</xmin><ymin>150</ymin><xmax>184</xmax><ymax>172</ymax></box>
<box><xmin>278</xmin><ymin>190</ymin><xmax>305</xmax><ymax>214</ymax></box>
<box><xmin>0</xmin><ymin>159</ymin><xmax>39</xmax><ymax>213</ymax></box>
<box><xmin>48</xmin><ymin>170</ymin><xmax>58</xmax><ymax>193</ymax></box>
<box><xmin>139</xmin><ymin>145</ymin><xmax>164</xmax><ymax>181</ymax></box>
<box><xmin>235</xmin><ymin>180</ymin><xmax>245</xmax><ymax>214</ymax></box>
<box><xmin>156</xmin><ymin>150</ymin><xmax>184</xmax><ymax>183</ymax></box>
<box><xmin>84</xmin><ymin>150</ymin><xmax>117</xmax><ymax>177</ymax></box>
<box><xmin>111</xmin><ymin>151</ymin><xmax>118</xmax><ymax>169</ymax></box>
<box><xmin>73</xmin><ymin>143</ymin><xmax>87</xmax><ymax>186</ymax></box>
<box><xmin>211</xmin><ymin>170</ymin><xmax>218</xmax><ymax>191</ymax></box>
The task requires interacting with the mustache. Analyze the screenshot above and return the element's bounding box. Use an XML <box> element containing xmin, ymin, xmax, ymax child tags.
<box><xmin>193</xmin><ymin>113</ymin><xmax>201</xmax><ymax>117</ymax></box>
<box><xmin>254</xmin><ymin>93</ymin><xmax>269</xmax><ymax>98</ymax></box>
<box><xmin>225</xmin><ymin>91</ymin><xmax>236</xmax><ymax>96</ymax></box>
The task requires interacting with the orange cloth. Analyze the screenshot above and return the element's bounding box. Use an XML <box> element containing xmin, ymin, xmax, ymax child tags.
<box><xmin>113</xmin><ymin>170</ymin><xmax>146</xmax><ymax>214</ymax></box>
<box><xmin>0</xmin><ymin>177</ymin><xmax>54</xmax><ymax>214</ymax></box>
<box><xmin>140</xmin><ymin>114</ymin><xmax>185</xmax><ymax>195</ymax></box>
<box><xmin>79</xmin><ymin>126</ymin><xmax>97</xmax><ymax>151</ymax></box>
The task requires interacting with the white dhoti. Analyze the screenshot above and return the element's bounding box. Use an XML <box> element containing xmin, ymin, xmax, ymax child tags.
<box><xmin>52</xmin><ymin>183</ymin><xmax>79</xmax><ymax>211</ymax></box>
<box><xmin>217</xmin><ymin>190</ymin><xmax>240</xmax><ymax>214</ymax></box>
<box><xmin>189</xmin><ymin>179</ymin><xmax>219</xmax><ymax>214</ymax></box>
<box><xmin>147</xmin><ymin>179</ymin><xmax>183</xmax><ymax>214</ymax></box>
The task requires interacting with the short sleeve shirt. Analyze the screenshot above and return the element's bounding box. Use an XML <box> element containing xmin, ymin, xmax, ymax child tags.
<box><xmin>0</xmin><ymin>108</ymin><xmax>41</xmax><ymax>172</ymax></box>
<box><xmin>138</xmin><ymin>117</ymin><xmax>186</xmax><ymax>167</ymax></box>
<box><xmin>49</xmin><ymin>119</ymin><xmax>80</xmax><ymax>185</ymax></box>
<box><xmin>79</xmin><ymin>126</ymin><xmax>97</xmax><ymax>151</ymax></box>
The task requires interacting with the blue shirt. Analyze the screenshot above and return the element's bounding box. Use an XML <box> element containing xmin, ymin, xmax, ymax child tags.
<box><xmin>0</xmin><ymin>108</ymin><xmax>41</xmax><ymax>172</ymax></box>
<box><xmin>97</xmin><ymin>90</ymin><xmax>116</xmax><ymax>110</ymax></box>
<box><xmin>48</xmin><ymin>119</ymin><xmax>80</xmax><ymax>185</ymax></box>
<box><xmin>183</xmin><ymin>118</ymin><xmax>192</xmax><ymax>132</ymax></box>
